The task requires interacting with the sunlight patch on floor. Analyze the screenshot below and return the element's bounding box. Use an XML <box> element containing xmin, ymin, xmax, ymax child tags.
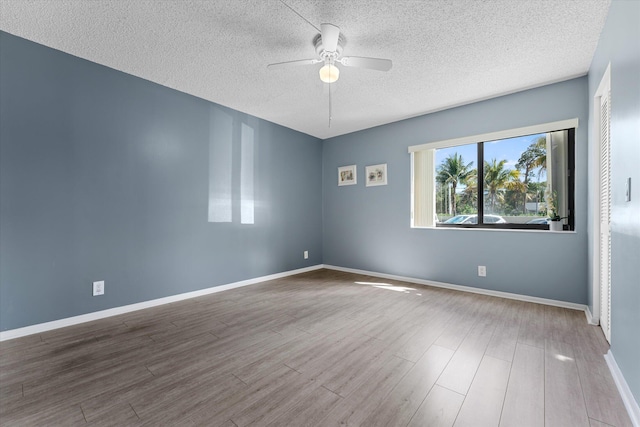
<box><xmin>554</xmin><ymin>354</ymin><xmax>574</xmax><ymax>362</ymax></box>
<box><xmin>355</xmin><ymin>281</ymin><xmax>417</xmax><ymax>293</ymax></box>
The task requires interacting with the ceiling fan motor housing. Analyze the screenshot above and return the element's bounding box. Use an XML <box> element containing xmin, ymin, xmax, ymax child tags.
<box><xmin>313</xmin><ymin>33</ymin><xmax>345</xmax><ymax>60</ymax></box>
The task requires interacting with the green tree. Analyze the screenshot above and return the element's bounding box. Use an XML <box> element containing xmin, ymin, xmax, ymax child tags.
<box><xmin>459</xmin><ymin>168</ymin><xmax>478</xmax><ymax>212</ymax></box>
<box><xmin>504</xmin><ymin>179</ymin><xmax>527</xmax><ymax>213</ymax></box>
<box><xmin>516</xmin><ymin>137</ymin><xmax>546</xmax><ymax>213</ymax></box>
<box><xmin>532</xmin><ymin>136</ymin><xmax>547</xmax><ymax>177</ymax></box>
<box><xmin>436</xmin><ymin>154</ymin><xmax>474</xmax><ymax>216</ymax></box>
<box><xmin>484</xmin><ymin>158</ymin><xmax>520</xmax><ymax>213</ymax></box>
<box><xmin>528</xmin><ymin>181</ymin><xmax>547</xmax><ymax>214</ymax></box>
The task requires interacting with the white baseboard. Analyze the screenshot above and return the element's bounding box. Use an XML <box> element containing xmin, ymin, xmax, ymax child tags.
<box><xmin>0</xmin><ymin>263</ymin><xmax>592</xmax><ymax>341</ymax></box>
<box><xmin>585</xmin><ymin>305</ymin><xmax>599</xmax><ymax>325</ymax></box>
<box><xmin>323</xmin><ymin>264</ymin><xmax>588</xmax><ymax>312</ymax></box>
<box><xmin>0</xmin><ymin>264</ymin><xmax>324</xmax><ymax>342</ymax></box>
<box><xmin>605</xmin><ymin>350</ymin><xmax>640</xmax><ymax>427</ymax></box>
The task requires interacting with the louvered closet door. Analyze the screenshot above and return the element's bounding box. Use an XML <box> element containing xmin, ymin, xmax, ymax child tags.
<box><xmin>599</xmin><ymin>90</ymin><xmax>612</xmax><ymax>343</ymax></box>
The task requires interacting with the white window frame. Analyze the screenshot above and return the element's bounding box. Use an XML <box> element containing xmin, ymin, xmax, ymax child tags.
<box><xmin>409</xmin><ymin>118</ymin><xmax>579</xmax><ymax>229</ymax></box>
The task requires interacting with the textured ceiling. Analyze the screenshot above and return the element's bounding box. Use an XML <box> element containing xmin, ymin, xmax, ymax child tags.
<box><xmin>0</xmin><ymin>0</ymin><xmax>611</xmax><ymax>139</ymax></box>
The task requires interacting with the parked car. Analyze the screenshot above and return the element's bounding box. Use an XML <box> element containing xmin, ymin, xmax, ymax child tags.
<box><xmin>443</xmin><ymin>214</ymin><xmax>506</xmax><ymax>224</ymax></box>
<box><xmin>526</xmin><ymin>217</ymin><xmax>550</xmax><ymax>224</ymax></box>
<box><xmin>443</xmin><ymin>214</ymin><xmax>474</xmax><ymax>224</ymax></box>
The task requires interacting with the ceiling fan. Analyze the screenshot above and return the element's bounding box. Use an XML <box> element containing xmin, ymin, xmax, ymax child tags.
<box><xmin>267</xmin><ymin>15</ymin><xmax>392</xmax><ymax>127</ymax></box>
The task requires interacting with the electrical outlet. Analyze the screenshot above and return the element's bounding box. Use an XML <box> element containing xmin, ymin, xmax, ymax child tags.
<box><xmin>304</xmin><ymin>250</ymin><xmax>309</xmax><ymax>259</ymax></box>
<box><xmin>93</xmin><ymin>280</ymin><xmax>105</xmax><ymax>296</ymax></box>
<box><xmin>478</xmin><ymin>266</ymin><xmax>487</xmax><ymax>277</ymax></box>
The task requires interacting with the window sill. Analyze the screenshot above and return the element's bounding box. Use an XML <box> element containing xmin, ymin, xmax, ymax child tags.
<box><xmin>411</xmin><ymin>225</ymin><xmax>576</xmax><ymax>234</ymax></box>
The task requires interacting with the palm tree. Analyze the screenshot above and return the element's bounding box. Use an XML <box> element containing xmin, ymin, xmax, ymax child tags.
<box><xmin>460</xmin><ymin>168</ymin><xmax>478</xmax><ymax>211</ymax></box>
<box><xmin>504</xmin><ymin>178</ymin><xmax>526</xmax><ymax>213</ymax></box>
<box><xmin>484</xmin><ymin>158</ymin><xmax>520</xmax><ymax>213</ymax></box>
<box><xmin>533</xmin><ymin>136</ymin><xmax>547</xmax><ymax>177</ymax></box>
<box><xmin>436</xmin><ymin>154</ymin><xmax>474</xmax><ymax>216</ymax></box>
<box><xmin>517</xmin><ymin>138</ymin><xmax>546</xmax><ymax>213</ymax></box>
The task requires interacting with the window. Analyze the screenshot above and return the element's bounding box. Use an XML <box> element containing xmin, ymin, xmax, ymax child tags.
<box><xmin>410</xmin><ymin>120</ymin><xmax>576</xmax><ymax>231</ymax></box>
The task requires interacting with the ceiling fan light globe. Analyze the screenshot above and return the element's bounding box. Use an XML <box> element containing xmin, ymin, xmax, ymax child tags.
<box><xmin>319</xmin><ymin>64</ymin><xmax>339</xmax><ymax>83</ymax></box>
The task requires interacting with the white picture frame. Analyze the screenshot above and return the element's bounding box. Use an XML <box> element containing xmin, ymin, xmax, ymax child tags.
<box><xmin>338</xmin><ymin>165</ymin><xmax>357</xmax><ymax>186</ymax></box>
<box><xmin>365</xmin><ymin>163</ymin><xmax>387</xmax><ymax>187</ymax></box>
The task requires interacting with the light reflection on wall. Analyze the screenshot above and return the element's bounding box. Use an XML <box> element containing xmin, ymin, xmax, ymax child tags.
<box><xmin>208</xmin><ymin>107</ymin><xmax>233</xmax><ymax>222</ymax></box>
<box><xmin>208</xmin><ymin>106</ymin><xmax>255</xmax><ymax>224</ymax></box>
<box><xmin>241</xmin><ymin>123</ymin><xmax>255</xmax><ymax>225</ymax></box>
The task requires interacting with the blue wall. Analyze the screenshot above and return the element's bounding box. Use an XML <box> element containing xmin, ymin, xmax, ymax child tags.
<box><xmin>0</xmin><ymin>32</ymin><xmax>323</xmax><ymax>331</ymax></box>
<box><xmin>588</xmin><ymin>0</ymin><xmax>640</xmax><ymax>404</ymax></box>
<box><xmin>323</xmin><ymin>77</ymin><xmax>589</xmax><ymax>304</ymax></box>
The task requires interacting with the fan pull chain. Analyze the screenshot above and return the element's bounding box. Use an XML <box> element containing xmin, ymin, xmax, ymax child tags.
<box><xmin>329</xmin><ymin>80</ymin><xmax>332</xmax><ymax>128</ymax></box>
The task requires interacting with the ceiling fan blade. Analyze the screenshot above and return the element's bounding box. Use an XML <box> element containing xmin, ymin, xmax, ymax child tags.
<box><xmin>321</xmin><ymin>23</ymin><xmax>340</xmax><ymax>53</ymax></box>
<box><xmin>339</xmin><ymin>56</ymin><xmax>392</xmax><ymax>72</ymax></box>
<box><xmin>267</xmin><ymin>59</ymin><xmax>321</xmax><ymax>69</ymax></box>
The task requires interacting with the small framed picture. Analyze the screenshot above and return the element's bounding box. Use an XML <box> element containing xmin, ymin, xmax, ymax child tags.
<box><xmin>366</xmin><ymin>163</ymin><xmax>387</xmax><ymax>187</ymax></box>
<box><xmin>338</xmin><ymin>165</ymin><xmax>357</xmax><ymax>186</ymax></box>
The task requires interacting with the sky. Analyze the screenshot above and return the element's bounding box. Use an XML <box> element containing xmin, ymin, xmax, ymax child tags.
<box><xmin>435</xmin><ymin>132</ymin><xmax>547</xmax><ymax>186</ymax></box>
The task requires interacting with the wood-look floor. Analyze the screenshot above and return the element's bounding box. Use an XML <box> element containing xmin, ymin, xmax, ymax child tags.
<box><xmin>0</xmin><ymin>269</ymin><xmax>632</xmax><ymax>427</ymax></box>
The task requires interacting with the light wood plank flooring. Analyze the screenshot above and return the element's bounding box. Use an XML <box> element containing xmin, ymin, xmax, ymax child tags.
<box><xmin>0</xmin><ymin>269</ymin><xmax>632</xmax><ymax>426</ymax></box>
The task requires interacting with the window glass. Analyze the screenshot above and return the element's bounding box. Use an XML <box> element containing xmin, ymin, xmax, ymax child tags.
<box><xmin>435</xmin><ymin>144</ymin><xmax>477</xmax><ymax>224</ymax></box>
<box><xmin>412</xmin><ymin>125</ymin><xmax>574</xmax><ymax>231</ymax></box>
<box><xmin>483</xmin><ymin>133</ymin><xmax>548</xmax><ymax>225</ymax></box>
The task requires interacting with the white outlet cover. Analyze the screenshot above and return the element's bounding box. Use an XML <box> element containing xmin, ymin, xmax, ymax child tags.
<box><xmin>304</xmin><ymin>250</ymin><xmax>309</xmax><ymax>259</ymax></box>
<box><xmin>93</xmin><ymin>280</ymin><xmax>105</xmax><ymax>296</ymax></box>
<box><xmin>478</xmin><ymin>266</ymin><xmax>487</xmax><ymax>277</ymax></box>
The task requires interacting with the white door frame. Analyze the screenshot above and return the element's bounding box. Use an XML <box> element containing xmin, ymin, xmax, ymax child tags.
<box><xmin>591</xmin><ymin>63</ymin><xmax>611</xmax><ymax>337</ymax></box>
